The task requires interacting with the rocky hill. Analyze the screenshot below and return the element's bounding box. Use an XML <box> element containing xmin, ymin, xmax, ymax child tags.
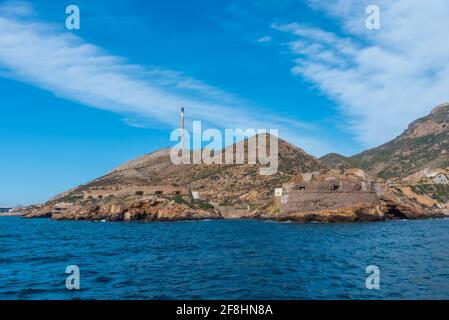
<box><xmin>319</xmin><ymin>153</ymin><xmax>355</xmax><ymax>170</ymax></box>
<box><xmin>323</xmin><ymin>103</ymin><xmax>449</xmax><ymax>179</ymax></box>
<box><xmin>62</xmin><ymin>134</ymin><xmax>322</xmax><ymax>205</ymax></box>
<box><xmin>20</xmin><ymin>134</ymin><xmax>325</xmax><ymax>221</ymax></box>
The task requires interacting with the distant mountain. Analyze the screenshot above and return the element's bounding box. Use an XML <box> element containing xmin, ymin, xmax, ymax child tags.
<box><xmin>319</xmin><ymin>153</ymin><xmax>355</xmax><ymax>170</ymax></box>
<box><xmin>350</xmin><ymin>103</ymin><xmax>449</xmax><ymax>179</ymax></box>
<box><xmin>321</xmin><ymin>103</ymin><xmax>449</xmax><ymax>179</ymax></box>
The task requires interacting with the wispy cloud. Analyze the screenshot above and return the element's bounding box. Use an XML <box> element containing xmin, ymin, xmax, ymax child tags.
<box><xmin>0</xmin><ymin>0</ymin><xmax>33</xmax><ymax>16</ymax></box>
<box><xmin>0</xmin><ymin>3</ymin><xmax>240</xmax><ymax>128</ymax></box>
<box><xmin>0</xmin><ymin>1</ymin><xmax>337</xmax><ymax>155</ymax></box>
<box><xmin>273</xmin><ymin>0</ymin><xmax>449</xmax><ymax>148</ymax></box>
<box><xmin>257</xmin><ymin>35</ymin><xmax>272</xmax><ymax>43</ymax></box>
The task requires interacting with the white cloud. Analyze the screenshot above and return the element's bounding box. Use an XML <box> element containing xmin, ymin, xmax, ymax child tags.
<box><xmin>0</xmin><ymin>1</ymin><xmax>338</xmax><ymax>156</ymax></box>
<box><xmin>257</xmin><ymin>35</ymin><xmax>272</xmax><ymax>43</ymax></box>
<box><xmin>0</xmin><ymin>1</ymin><xmax>34</xmax><ymax>17</ymax></box>
<box><xmin>274</xmin><ymin>0</ymin><xmax>449</xmax><ymax>147</ymax></box>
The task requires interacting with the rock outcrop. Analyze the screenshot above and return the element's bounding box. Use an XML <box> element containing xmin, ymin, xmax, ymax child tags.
<box><xmin>382</xmin><ymin>167</ymin><xmax>449</xmax><ymax>217</ymax></box>
<box><xmin>21</xmin><ymin>195</ymin><xmax>222</xmax><ymax>222</ymax></box>
<box><xmin>319</xmin><ymin>153</ymin><xmax>356</xmax><ymax>170</ymax></box>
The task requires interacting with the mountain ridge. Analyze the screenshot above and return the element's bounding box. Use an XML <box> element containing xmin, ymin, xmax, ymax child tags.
<box><xmin>321</xmin><ymin>103</ymin><xmax>449</xmax><ymax>179</ymax></box>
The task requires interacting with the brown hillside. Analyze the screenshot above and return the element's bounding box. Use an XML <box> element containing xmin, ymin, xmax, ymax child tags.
<box><xmin>53</xmin><ymin>134</ymin><xmax>324</xmax><ymax>206</ymax></box>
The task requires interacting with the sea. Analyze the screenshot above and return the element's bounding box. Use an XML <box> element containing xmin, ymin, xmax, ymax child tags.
<box><xmin>1</xmin><ymin>216</ymin><xmax>448</xmax><ymax>299</ymax></box>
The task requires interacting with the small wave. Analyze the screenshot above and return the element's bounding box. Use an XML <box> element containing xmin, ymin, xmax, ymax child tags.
<box><xmin>151</xmin><ymin>294</ymin><xmax>174</xmax><ymax>300</ymax></box>
<box><xmin>94</xmin><ymin>276</ymin><xmax>113</xmax><ymax>283</ymax></box>
<box><xmin>17</xmin><ymin>287</ymin><xmax>54</xmax><ymax>298</ymax></box>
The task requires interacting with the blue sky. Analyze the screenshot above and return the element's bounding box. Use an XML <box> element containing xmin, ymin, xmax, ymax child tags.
<box><xmin>1</xmin><ymin>0</ymin><xmax>449</xmax><ymax>206</ymax></box>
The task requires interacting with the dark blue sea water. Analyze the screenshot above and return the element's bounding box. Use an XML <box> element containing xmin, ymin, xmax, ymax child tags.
<box><xmin>1</xmin><ymin>216</ymin><xmax>449</xmax><ymax>299</ymax></box>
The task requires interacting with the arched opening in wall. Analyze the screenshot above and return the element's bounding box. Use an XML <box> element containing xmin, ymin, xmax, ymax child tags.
<box><xmin>173</xmin><ymin>191</ymin><xmax>181</xmax><ymax>195</ymax></box>
<box><xmin>135</xmin><ymin>191</ymin><xmax>144</xmax><ymax>196</ymax></box>
<box><xmin>154</xmin><ymin>191</ymin><xmax>163</xmax><ymax>195</ymax></box>
<box><xmin>332</xmin><ymin>185</ymin><xmax>340</xmax><ymax>191</ymax></box>
<box><xmin>98</xmin><ymin>195</ymin><xmax>103</xmax><ymax>199</ymax></box>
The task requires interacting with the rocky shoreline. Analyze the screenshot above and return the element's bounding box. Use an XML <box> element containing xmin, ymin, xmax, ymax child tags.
<box><xmin>0</xmin><ymin>212</ymin><xmax>22</xmax><ymax>217</ymax></box>
<box><xmin>18</xmin><ymin>195</ymin><xmax>223</xmax><ymax>222</ymax></box>
<box><xmin>14</xmin><ymin>165</ymin><xmax>449</xmax><ymax>224</ymax></box>
<box><xmin>14</xmin><ymin>204</ymin><xmax>447</xmax><ymax>224</ymax></box>
<box><xmin>16</xmin><ymin>177</ymin><xmax>448</xmax><ymax>223</ymax></box>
